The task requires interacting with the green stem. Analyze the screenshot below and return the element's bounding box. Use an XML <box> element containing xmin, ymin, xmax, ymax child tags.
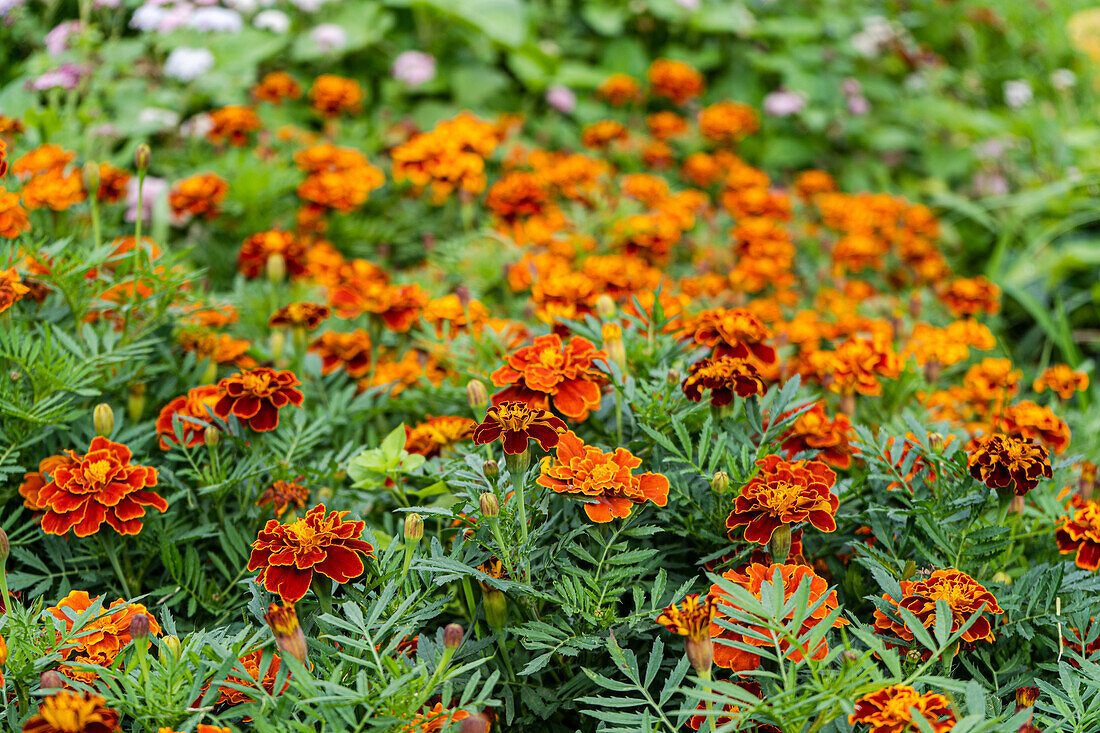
<box><xmin>100</xmin><ymin>535</ymin><xmax>133</xmax><ymax>598</ymax></box>
<box><xmin>510</xmin><ymin>467</ymin><xmax>529</xmax><ymax>558</ymax></box>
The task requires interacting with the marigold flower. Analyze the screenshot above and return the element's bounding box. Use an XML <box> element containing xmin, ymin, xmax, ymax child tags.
<box><xmin>1056</xmin><ymin>501</ymin><xmax>1100</xmax><ymax>571</ymax></box>
<box><xmin>811</xmin><ymin>334</ymin><xmax>900</xmax><ymax>397</ymax></box>
<box><xmin>536</xmin><ymin>430</ymin><xmax>669</xmax><ymax>522</ymax></box>
<box><xmin>966</xmin><ymin>433</ymin><xmax>1052</xmax><ymax>495</ymax></box>
<box><xmin>421</xmin><ymin>295</ymin><xmax>489</xmax><ymax>338</ymax></box>
<box><xmin>298</xmin><ymin>164</ymin><xmax>385</xmax><ymax>212</ymax></box>
<box><xmin>709</xmin><ymin>563</ymin><xmax>846</xmax><ymax>669</ymax></box>
<box><xmin>253</xmin><ymin>71</ymin><xmax>302</xmax><ymax>104</ymax></box>
<box><xmin>580</xmin><ymin>119</ymin><xmax>628</xmax><ymax>150</ymax></box>
<box><xmin>473</xmin><ymin>401</ymin><xmax>566</xmax><ymax>454</ymax></box>
<box><xmin>38</xmin><ymin>437</ymin><xmax>165</xmax><ymax>537</ymax></box>
<box><xmin>269</xmin><ymin>302</ymin><xmax>331</xmax><ymax>331</ymax></box>
<box><xmin>13</xmin><ymin>144</ymin><xmax>74</xmax><ymax>177</ymax></box>
<box><xmin>646</xmin><ymin>110</ymin><xmax>689</xmax><ymax>140</ymax></box>
<box><xmin>21</xmin><ymin>168</ymin><xmax>86</xmax><ymax>210</ymax></box>
<box><xmin>207</xmin><ymin>105</ymin><xmax>261</xmax><ymax>146</ymax></box>
<box><xmin>214</xmin><ymin>367</ymin><xmax>304</xmax><ymax>432</ymax></box>
<box><xmin>265</xmin><ymin>602</ymin><xmax>307</xmax><ymax>664</ymax></box>
<box><xmin>849</xmin><ymin>685</ymin><xmax>956</xmax><ymax>733</ymax></box>
<box><xmin>0</xmin><ymin>266</ymin><xmax>30</xmax><ymax>313</ymax></box>
<box><xmin>405</xmin><ymin>415</ymin><xmax>477</xmax><ymax>458</ymax></box>
<box><xmin>248</xmin><ymin>503</ymin><xmax>374</xmax><ymax>602</ymax></box>
<box><xmin>257</xmin><ymin>479</ymin><xmax>311</xmax><ymax>518</ymax></box>
<box><xmin>682</xmin><ymin>356</ymin><xmax>767</xmax><ymax>406</ymax></box>
<box><xmin>19</xmin><ymin>454</ymin><xmax>75</xmax><ymax>512</ymax></box>
<box><xmin>309</xmin><ymin>74</ymin><xmax>362</xmax><ymax>116</ymax></box>
<box><xmin>872</xmin><ymin>569</ymin><xmax>1003</xmax><ymax>654</ymax></box>
<box><xmin>239</xmin><ymin>229</ymin><xmax>309</xmax><ymax>279</ymax></box>
<box><xmin>726</xmin><ymin>455</ymin><xmax>838</xmax><ymax>544</ymax></box>
<box><xmin>999</xmin><ymin>400</ymin><xmax>1071</xmax><ymax>455</ymax></box>
<box><xmin>22</xmin><ymin>691</ymin><xmax>121</xmax><ymax>733</ymax></box>
<box><xmin>95</xmin><ymin>163</ymin><xmax>130</xmax><ymax>204</ymax></box>
<box><xmin>0</xmin><ymin>188</ymin><xmax>30</xmax><ymax>238</ymax></box>
<box><xmin>682</xmin><ymin>307</ymin><xmax>776</xmax><ymax>363</ymax></box>
<box><xmin>309</xmin><ymin>330</ymin><xmax>373</xmax><ymax>378</ymax></box>
<box><xmin>647</xmin><ymin>58</ymin><xmax>705</xmax><ymax>105</ymax></box>
<box><xmin>883</xmin><ymin>432</ymin><xmax>954</xmax><ymax>492</ymax></box>
<box><xmin>939</xmin><ymin>275</ymin><xmax>1001</xmax><ymax>317</ymax></box>
<box><xmin>793</xmin><ymin>169</ymin><xmax>836</xmax><ymax>200</ymax></box>
<box><xmin>47</xmin><ymin>590</ymin><xmax>162</xmax><ymax>683</ymax></box>
<box><xmin>177</xmin><ymin>329</ymin><xmax>254</xmax><ymax>368</ymax></box>
<box><xmin>699</xmin><ymin>101</ymin><xmax>759</xmax><ymax>143</ymax></box>
<box><xmin>656</xmin><ymin>594</ymin><xmax>715</xmax><ymax>641</ymax></box>
<box><xmin>597</xmin><ymin>73</ymin><xmax>641</xmax><ymax>105</ymax></box>
<box><xmin>169</xmin><ymin>172</ymin><xmax>228</xmax><ymax>220</ymax></box>
<box><xmin>490</xmin><ymin>334</ymin><xmax>608</xmax><ymax>421</ymax></box>
<box><xmin>155</xmin><ymin>384</ymin><xmax>221</xmax><ymax>449</ymax></box>
<box><xmin>1034</xmin><ymin>364</ymin><xmax>1089</xmax><ymax>400</ymax></box>
<box><xmin>213</xmin><ymin>649</ymin><xmax>288</xmax><ymax>705</ymax></box>
<box><xmin>405</xmin><ymin>702</ymin><xmax>470</xmax><ymax>733</ymax></box>
<box><xmin>778</xmin><ymin>403</ymin><xmax>854</xmax><ymax>469</ymax></box>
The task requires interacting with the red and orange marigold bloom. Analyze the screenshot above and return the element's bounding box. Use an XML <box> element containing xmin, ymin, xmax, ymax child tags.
<box><xmin>169</xmin><ymin>172</ymin><xmax>228</xmax><ymax>220</ymax></box>
<box><xmin>269</xmin><ymin>302</ymin><xmax>331</xmax><ymax>331</ymax></box>
<box><xmin>0</xmin><ymin>188</ymin><xmax>30</xmax><ymax>238</ymax></box>
<box><xmin>656</xmin><ymin>594</ymin><xmax>716</xmax><ymax>641</ymax></box>
<box><xmin>709</xmin><ymin>563</ymin><xmax>846</xmax><ymax>670</ymax></box>
<box><xmin>778</xmin><ymin>403</ymin><xmax>854</xmax><ymax>469</ymax></box>
<box><xmin>19</xmin><ymin>454</ymin><xmax>75</xmax><ymax>512</ymax></box>
<box><xmin>966</xmin><ymin>433</ymin><xmax>1052</xmax><ymax>496</ymax></box>
<box><xmin>308</xmin><ymin>74</ymin><xmax>362</xmax><ymax>116</ymax></box>
<box><xmin>1056</xmin><ymin>501</ymin><xmax>1100</xmax><ymax>571</ymax></box>
<box><xmin>38</xmin><ymin>437</ymin><xmax>165</xmax><ymax>537</ymax></box>
<box><xmin>682</xmin><ymin>357</ymin><xmax>767</xmax><ymax>406</ymax></box>
<box><xmin>473</xmin><ymin>401</ymin><xmax>566</xmax><ymax>454</ymax></box>
<box><xmin>239</xmin><ymin>229</ymin><xmax>309</xmax><ymax>280</ymax></box>
<box><xmin>536</xmin><ymin>430</ymin><xmax>669</xmax><ymax>522</ymax></box>
<box><xmin>872</xmin><ymin>569</ymin><xmax>1003</xmax><ymax>654</ymax></box>
<box><xmin>405</xmin><ymin>702</ymin><xmax>470</xmax><ymax>733</ymax></box>
<box><xmin>405</xmin><ymin>416</ymin><xmax>477</xmax><ymax>459</ymax></box>
<box><xmin>1034</xmin><ymin>364</ymin><xmax>1089</xmax><ymax>400</ymax></box>
<box><xmin>682</xmin><ymin>307</ymin><xmax>776</xmax><ymax>363</ymax></box>
<box><xmin>214</xmin><ymin>367</ymin><xmax>304</xmax><ymax>432</ymax></box>
<box><xmin>253</xmin><ymin>71</ymin><xmax>302</xmax><ymax>104</ymax></box>
<box><xmin>490</xmin><ymin>334</ymin><xmax>608</xmax><ymax>421</ymax></box>
<box><xmin>811</xmin><ymin>334</ymin><xmax>900</xmax><ymax>397</ymax></box>
<box><xmin>580</xmin><ymin>120</ymin><xmax>628</xmax><ymax>150</ymax></box>
<box><xmin>20</xmin><ymin>168</ymin><xmax>86</xmax><ymax>211</ymax></box>
<box><xmin>95</xmin><ymin>163</ymin><xmax>130</xmax><ymax>204</ymax></box>
<box><xmin>647</xmin><ymin>58</ymin><xmax>705</xmax><ymax>105</ymax></box>
<box><xmin>309</xmin><ymin>330</ymin><xmax>373</xmax><ymax>378</ymax></box>
<box><xmin>999</xmin><ymin>400</ymin><xmax>1071</xmax><ymax>455</ymax></box>
<box><xmin>206</xmin><ymin>105</ymin><xmax>261</xmax><ymax>147</ymax></box>
<box><xmin>597</xmin><ymin>73</ymin><xmax>642</xmax><ymax>106</ymax></box>
<box><xmin>23</xmin><ymin>691</ymin><xmax>121</xmax><ymax>733</ymax></box>
<box><xmin>248</xmin><ymin>503</ymin><xmax>375</xmax><ymax>602</ymax></box>
<box><xmin>47</xmin><ymin>590</ymin><xmax>162</xmax><ymax>683</ymax></box>
<box><xmin>257</xmin><ymin>479</ymin><xmax>311</xmax><ymax>518</ymax></box>
<box><xmin>155</xmin><ymin>384</ymin><xmax>221</xmax><ymax>449</ymax></box>
<box><xmin>938</xmin><ymin>276</ymin><xmax>1001</xmax><ymax>317</ymax></box>
<box><xmin>213</xmin><ymin>649</ymin><xmax>288</xmax><ymax>705</ymax></box>
<box><xmin>726</xmin><ymin>455</ymin><xmax>838</xmax><ymax>544</ymax></box>
<box><xmin>0</xmin><ymin>266</ymin><xmax>30</xmax><ymax>313</ymax></box>
<box><xmin>699</xmin><ymin>101</ymin><xmax>759</xmax><ymax>144</ymax></box>
<box><xmin>849</xmin><ymin>685</ymin><xmax>956</xmax><ymax>733</ymax></box>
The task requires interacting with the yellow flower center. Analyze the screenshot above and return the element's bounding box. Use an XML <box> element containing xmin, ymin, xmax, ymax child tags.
<box><xmin>242</xmin><ymin>371</ymin><xmax>272</xmax><ymax>394</ymax></box>
<box><xmin>83</xmin><ymin>459</ymin><xmax>112</xmax><ymax>485</ymax></box>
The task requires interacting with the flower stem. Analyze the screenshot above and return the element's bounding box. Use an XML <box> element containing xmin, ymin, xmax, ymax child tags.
<box><xmin>510</xmin><ymin>467</ymin><xmax>529</xmax><ymax>549</ymax></box>
<box><xmin>101</xmin><ymin>535</ymin><xmax>133</xmax><ymax>599</ymax></box>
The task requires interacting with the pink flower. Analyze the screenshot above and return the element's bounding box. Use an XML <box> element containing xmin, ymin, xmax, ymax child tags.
<box><xmin>391</xmin><ymin>50</ymin><xmax>435</xmax><ymax>87</ymax></box>
<box><xmin>545</xmin><ymin>85</ymin><xmax>576</xmax><ymax>113</ymax></box>
<box><xmin>310</xmin><ymin>23</ymin><xmax>346</xmax><ymax>52</ymax></box>
<box><xmin>762</xmin><ymin>89</ymin><xmax>805</xmax><ymax>117</ymax></box>
<box><xmin>45</xmin><ymin>21</ymin><xmax>81</xmax><ymax>56</ymax></box>
<box><xmin>125</xmin><ymin>176</ymin><xmax>167</xmax><ymax>223</ymax></box>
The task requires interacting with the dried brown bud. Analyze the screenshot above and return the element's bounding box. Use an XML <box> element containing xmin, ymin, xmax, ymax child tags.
<box><xmin>459</xmin><ymin>713</ymin><xmax>492</xmax><ymax>733</ymax></box>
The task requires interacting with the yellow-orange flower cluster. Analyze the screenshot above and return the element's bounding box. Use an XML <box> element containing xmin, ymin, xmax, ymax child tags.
<box><xmin>849</xmin><ymin>685</ymin><xmax>956</xmax><ymax>733</ymax></box>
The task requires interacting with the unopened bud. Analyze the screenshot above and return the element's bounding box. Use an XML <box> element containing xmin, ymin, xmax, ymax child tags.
<box><xmin>767</xmin><ymin>524</ymin><xmax>791</xmax><ymax>564</ymax></box>
<box><xmin>134</xmin><ymin>144</ymin><xmax>151</xmax><ymax>171</ymax></box>
<box><xmin>684</xmin><ymin>636</ymin><xmax>713</xmax><ymax>675</ymax></box>
<box><xmin>667</xmin><ymin>368</ymin><xmax>681</xmax><ymax>385</ymax></box>
<box><xmin>602</xmin><ymin>323</ymin><xmax>626</xmax><ymax>372</ymax></box>
<box><xmin>841</xmin><ymin>649</ymin><xmax>859</xmax><ymax>665</ymax></box>
<box><xmin>480</xmin><ymin>492</ymin><xmax>500</xmax><ymax>518</ymax></box>
<box><xmin>265</xmin><ymin>602</ymin><xmax>308</xmax><ymax>665</ymax></box>
<box><xmin>483</xmin><ymin>589</ymin><xmax>507</xmax><ymax>630</ymax></box>
<box><xmin>595</xmin><ymin>294</ymin><xmax>616</xmax><ymax>320</ymax></box>
<box><xmin>204</xmin><ymin>425</ymin><xmax>220</xmax><ymax>446</ymax></box>
<box><xmin>93</xmin><ymin>403</ymin><xmax>114</xmax><ymax>436</ymax></box>
<box><xmin>127</xmin><ymin>383</ymin><xmax>146</xmax><ymax>422</ymax></box>
<box><xmin>0</xmin><ymin>528</ymin><xmax>9</xmax><ymax>563</ymax></box>
<box><xmin>992</xmin><ymin>571</ymin><xmax>1012</xmax><ymax>585</ymax></box>
<box><xmin>710</xmin><ymin>471</ymin><xmax>729</xmax><ymax>493</ymax></box>
<box><xmin>269</xmin><ymin>329</ymin><xmax>286</xmax><ymax>361</ymax></box>
<box><xmin>129</xmin><ymin>614</ymin><xmax>150</xmax><ymax>641</ymax></box>
<box><xmin>905</xmin><ymin>648</ymin><xmax>924</xmax><ymax>663</ymax></box>
<box><xmin>160</xmin><ymin>635</ymin><xmax>181</xmax><ymax>659</ymax></box>
<box><xmin>927</xmin><ymin>432</ymin><xmax>944</xmax><ymax>451</ymax></box>
<box><xmin>443</xmin><ymin>623</ymin><xmax>464</xmax><ymax>650</ymax></box>
<box><xmin>82</xmin><ymin>161</ymin><xmax>100</xmax><ymax>194</ymax></box>
<box><xmin>266</xmin><ymin>253</ymin><xmax>287</xmax><ymax>284</ymax></box>
<box><xmin>466</xmin><ymin>379</ymin><xmax>489</xmax><ymax>411</ymax></box>
<box><xmin>482</xmin><ymin>459</ymin><xmax>499</xmax><ymax>480</ymax></box>
<box><xmin>404</xmin><ymin>513</ymin><xmax>423</xmax><ymax>541</ymax></box>
<box><xmin>460</xmin><ymin>713</ymin><xmax>492</xmax><ymax>733</ymax></box>
<box><xmin>40</xmin><ymin>670</ymin><xmax>63</xmax><ymax>689</ymax></box>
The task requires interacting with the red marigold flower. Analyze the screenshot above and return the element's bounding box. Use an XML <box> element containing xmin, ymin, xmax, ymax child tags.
<box><xmin>536</xmin><ymin>430</ymin><xmax>669</xmax><ymax>522</ymax></box>
<box><xmin>778</xmin><ymin>403</ymin><xmax>854</xmax><ymax>469</ymax></box>
<box><xmin>405</xmin><ymin>415</ymin><xmax>477</xmax><ymax>459</ymax></box>
<box><xmin>681</xmin><ymin>307</ymin><xmax>776</xmax><ymax>363</ymax></box>
<box><xmin>647</xmin><ymin>58</ymin><xmax>705</xmax><ymax>105</ymax></box>
<box><xmin>939</xmin><ymin>275</ymin><xmax>1000</xmax><ymax>317</ymax></box>
<box><xmin>1056</xmin><ymin>501</ymin><xmax>1100</xmax><ymax>571</ymax></box>
<box><xmin>247</xmin><ymin>504</ymin><xmax>375</xmax><ymax>602</ymax></box>
<box><xmin>726</xmin><ymin>455</ymin><xmax>838</xmax><ymax>544</ymax></box>
<box><xmin>269</xmin><ymin>302</ymin><xmax>331</xmax><ymax>331</ymax></box>
<box><xmin>256</xmin><ymin>479</ymin><xmax>311</xmax><ymax>518</ymax></box>
<box><xmin>682</xmin><ymin>356</ymin><xmax>767</xmax><ymax>406</ymax></box>
<box><xmin>472</xmin><ymin>401</ymin><xmax>567</xmax><ymax>455</ymax></box>
<box><xmin>849</xmin><ymin>684</ymin><xmax>956</xmax><ymax>733</ymax></box>
<box><xmin>966</xmin><ymin>433</ymin><xmax>1052</xmax><ymax>496</ymax></box>
<box><xmin>22</xmin><ymin>691</ymin><xmax>121</xmax><ymax>733</ymax></box>
<box><xmin>155</xmin><ymin>384</ymin><xmax>221</xmax><ymax>449</ymax></box>
<box><xmin>597</xmin><ymin>73</ymin><xmax>641</xmax><ymax>106</ymax></box>
<box><xmin>998</xmin><ymin>400</ymin><xmax>1071</xmax><ymax>455</ymax></box>
<box><xmin>19</xmin><ymin>454</ymin><xmax>75</xmax><ymax>512</ymax></box>
<box><xmin>96</xmin><ymin>163</ymin><xmax>130</xmax><ymax>204</ymax></box>
<box><xmin>37</xmin><ymin>437</ymin><xmax>165</xmax><ymax>537</ymax></box>
<box><xmin>214</xmin><ymin>367</ymin><xmax>304</xmax><ymax>432</ymax></box>
<box><xmin>872</xmin><ymin>569</ymin><xmax>1003</xmax><ymax>655</ymax></box>
<box><xmin>709</xmin><ymin>563</ymin><xmax>847</xmax><ymax>670</ymax></box>
<box><xmin>169</xmin><ymin>172</ymin><xmax>228</xmax><ymax>220</ymax></box>
<box><xmin>206</xmin><ymin>105</ymin><xmax>261</xmax><ymax>147</ymax></box>
<box><xmin>1034</xmin><ymin>364</ymin><xmax>1089</xmax><ymax>400</ymax></box>
<box><xmin>309</xmin><ymin>330</ymin><xmax>373</xmax><ymax>378</ymax></box>
<box><xmin>238</xmin><ymin>230</ymin><xmax>309</xmax><ymax>280</ymax></box>
<box><xmin>47</xmin><ymin>590</ymin><xmax>162</xmax><ymax>684</ymax></box>
<box><xmin>490</xmin><ymin>334</ymin><xmax>608</xmax><ymax>422</ymax></box>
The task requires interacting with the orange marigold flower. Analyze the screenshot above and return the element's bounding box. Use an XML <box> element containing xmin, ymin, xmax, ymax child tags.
<box><xmin>778</xmin><ymin>403</ymin><xmax>853</xmax><ymax>469</ymax></box>
<box><xmin>646</xmin><ymin>110</ymin><xmax>689</xmax><ymax>140</ymax></box>
<box><xmin>155</xmin><ymin>384</ymin><xmax>221</xmax><ymax>449</ymax></box>
<box><xmin>214</xmin><ymin>649</ymin><xmax>288</xmax><ymax>705</ymax></box>
<box><xmin>873</xmin><ymin>569</ymin><xmax>1003</xmax><ymax>654</ymax></box>
<box><xmin>967</xmin><ymin>433</ymin><xmax>1052</xmax><ymax>495</ymax></box>
<box><xmin>536</xmin><ymin>430</ymin><xmax>669</xmax><ymax>522</ymax></box>
<box><xmin>214</xmin><ymin>367</ymin><xmax>304</xmax><ymax>432</ymax></box>
<box><xmin>13</xmin><ymin>144</ymin><xmax>73</xmax><ymax>177</ymax></box>
<box><xmin>581</xmin><ymin>120</ymin><xmax>629</xmax><ymax>150</ymax></box>
<box><xmin>647</xmin><ymin>58</ymin><xmax>705</xmax><ymax>105</ymax></box>
<box><xmin>47</xmin><ymin>590</ymin><xmax>162</xmax><ymax>682</ymax></box>
<box><xmin>0</xmin><ymin>266</ymin><xmax>30</xmax><ymax>313</ymax></box>
<box><xmin>38</xmin><ymin>437</ymin><xmax>165</xmax><ymax>537</ymax></box>
<box><xmin>682</xmin><ymin>307</ymin><xmax>776</xmax><ymax>363</ymax></box>
<box><xmin>939</xmin><ymin>275</ymin><xmax>1001</xmax><ymax>317</ymax></box>
<box><xmin>169</xmin><ymin>172</ymin><xmax>228</xmax><ymax>220</ymax></box>
<box><xmin>22</xmin><ymin>691</ymin><xmax>121</xmax><ymax>733</ymax></box>
<box><xmin>309</xmin><ymin>330</ymin><xmax>373</xmax><ymax>378</ymax></box>
<box><xmin>709</xmin><ymin>563</ymin><xmax>846</xmax><ymax>669</ymax></box>
<box><xmin>239</xmin><ymin>229</ymin><xmax>309</xmax><ymax>279</ymax></box>
<box><xmin>793</xmin><ymin>170</ymin><xmax>836</xmax><ymax>200</ymax></box>
<box><xmin>96</xmin><ymin>163</ymin><xmax>130</xmax><ymax>204</ymax></box>
<box><xmin>487</xmin><ymin>170</ymin><xmax>552</xmax><ymax>222</ymax></box>
<box><xmin>0</xmin><ymin>138</ymin><xmax>6</xmax><ymax>178</ymax></box>
<box><xmin>611</xmin><ymin>211</ymin><xmax>683</xmax><ymax>264</ymax></box>
<box><xmin>177</xmin><ymin>329</ymin><xmax>254</xmax><ymax>368</ymax></box>
<box><xmin>405</xmin><ymin>415</ymin><xmax>477</xmax><ymax>459</ymax></box>
<box><xmin>812</xmin><ymin>335</ymin><xmax>900</xmax><ymax>397</ymax></box>
<box><xmin>849</xmin><ymin>685</ymin><xmax>956</xmax><ymax>733</ymax></box>
<box><xmin>405</xmin><ymin>702</ymin><xmax>470</xmax><ymax>733</ymax></box>
<box><xmin>253</xmin><ymin>71</ymin><xmax>302</xmax><ymax>104</ymax></box>
<box><xmin>682</xmin><ymin>356</ymin><xmax>767</xmax><ymax>406</ymax></box>
<box><xmin>490</xmin><ymin>334</ymin><xmax>608</xmax><ymax>421</ymax></box>
<box><xmin>883</xmin><ymin>432</ymin><xmax>954</xmax><ymax>492</ymax></box>
<box><xmin>473</xmin><ymin>401</ymin><xmax>566</xmax><ymax>454</ymax></box>
<box><xmin>421</xmin><ymin>294</ymin><xmax>489</xmax><ymax>338</ymax></box>
<box><xmin>699</xmin><ymin>101</ymin><xmax>759</xmax><ymax>143</ymax></box>
<box><xmin>298</xmin><ymin>164</ymin><xmax>385</xmax><ymax>212</ymax></box>
<box><xmin>1056</xmin><ymin>500</ymin><xmax>1100</xmax><ymax>571</ymax></box>
<box><xmin>309</xmin><ymin>74</ymin><xmax>362</xmax><ymax>116</ymax></box>
<box><xmin>999</xmin><ymin>400</ymin><xmax>1071</xmax><ymax>455</ymax></box>
<box><xmin>257</xmin><ymin>479</ymin><xmax>311</xmax><ymax>518</ymax></box>
<box><xmin>0</xmin><ymin>187</ymin><xmax>30</xmax><ymax>238</ymax></box>
<box><xmin>20</xmin><ymin>168</ymin><xmax>86</xmax><ymax>210</ymax></box>
<box><xmin>656</xmin><ymin>594</ymin><xmax>715</xmax><ymax>641</ymax></box>
<box><xmin>19</xmin><ymin>454</ymin><xmax>75</xmax><ymax>511</ymax></box>
<box><xmin>679</xmin><ymin>151</ymin><xmax>724</xmax><ymax>188</ymax></box>
<box><xmin>269</xmin><ymin>302</ymin><xmax>331</xmax><ymax>331</ymax></box>
<box><xmin>248</xmin><ymin>503</ymin><xmax>374</xmax><ymax>602</ymax></box>
<box><xmin>207</xmin><ymin>105</ymin><xmax>261</xmax><ymax>146</ymax></box>
<box><xmin>1034</xmin><ymin>364</ymin><xmax>1089</xmax><ymax>400</ymax></box>
<box><xmin>726</xmin><ymin>455</ymin><xmax>837</xmax><ymax>544</ymax></box>
<box><xmin>597</xmin><ymin>73</ymin><xmax>641</xmax><ymax>106</ymax></box>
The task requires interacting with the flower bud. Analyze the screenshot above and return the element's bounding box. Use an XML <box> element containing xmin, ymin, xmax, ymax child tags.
<box><xmin>482</xmin><ymin>460</ymin><xmax>499</xmax><ymax>480</ymax></box>
<box><xmin>204</xmin><ymin>425</ymin><xmax>220</xmax><ymax>447</ymax></box>
<box><xmin>992</xmin><ymin>571</ymin><xmax>1012</xmax><ymax>585</ymax></box>
<box><xmin>160</xmin><ymin>635</ymin><xmax>181</xmax><ymax>659</ymax></box>
<box><xmin>130</xmin><ymin>613</ymin><xmax>150</xmax><ymax>641</ymax></box>
<box><xmin>841</xmin><ymin>649</ymin><xmax>859</xmax><ymax>665</ymax></box>
<box><xmin>602</xmin><ymin>323</ymin><xmax>626</xmax><ymax>373</ymax></box>
<box><xmin>684</xmin><ymin>636</ymin><xmax>713</xmax><ymax>676</ymax></box>
<box><xmin>0</xmin><ymin>528</ymin><xmax>9</xmax><ymax>563</ymax></box>
<box><xmin>134</xmin><ymin>144</ymin><xmax>151</xmax><ymax>171</ymax></box>
<box><xmin>905</xmin><ymin>648</ymin><xmax>924</xmax><ymax>663</ymax></box>
<box><xmin>480</xmin><ymin>493</ymin><xmax>500</xmax><ymax>518</ymax></box>
<box><xmin>127</xmin><ymin>383</ymin><xmax>147</xmax><ymax>422</ymax></box>
<box><xmin>460</xmin><ymin>713</ymin><xmax>491</xmax><ymax>733</ymax></box>
<box><xmin>270</xmin><ymin>329</ymin><xmax>286</xmax><ymax>361</ymax></box>
<box><xmin>93</xmin><ymin>403</ymin><xmax>115</xmax><ymax>437</ymax></box>
<box><xmin>40</xmin><ymin>670</ymin><xmax>63</xmax><ymax>689</ymax></box>
<box><xmin>483</xmin><ymin>589</ymin><xmax>507</xmax><ymax>630</ymax></box>
<box><xmin>266</xmin><ymin>253</ymin><xmax>287</xmax><ymax>284</ymax></box>
<box><xmin>265</xmin><ymin>602</ymin><xmax>308</xmax><ymax>665</ymax></box>
<box><xmin>923</xmin><ymin>360</ymin><xmax>942</xmax><ymax>384</ymax></box>
<box><xmin>443</xmin><ymin>623</ymin><xmax>464</xmax><ymax>650</ymax></box>
<box><xmin>595</xmin><ymin>294</ymin><xmax>616</xmax><ymax>320</ymax></box>
<box><xmin>767</xmin><ymin>523</ymin><xmax>791</xmax><ymax>564</ymax></box>
<box><xmin>404</xmin><ymin>513</ymin><xmax>423</xmax><ymax>542</ymax></box>
<box><xmin>710</xmin><ymin>471</ymin><xmax>729</xmax><ymax>494</ymax></box>
<box><xmin>82</xmin><ymin>161</ymin><xmax>100</xmax><ymax>195</ymax></box>
<box><xmin>1016</xmin><ymin>686</ymin><xmax>1040</xmax><ymax>711</ymax></box>
<box><xmin>466</xmin><ymin>379</ymin><xmax>489</xmax><ymax>411</ymax></box>
<box><xmin>666</xmin><ymin>368</ymin><xmax>681</xmax><ymax>385</ymax></box>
